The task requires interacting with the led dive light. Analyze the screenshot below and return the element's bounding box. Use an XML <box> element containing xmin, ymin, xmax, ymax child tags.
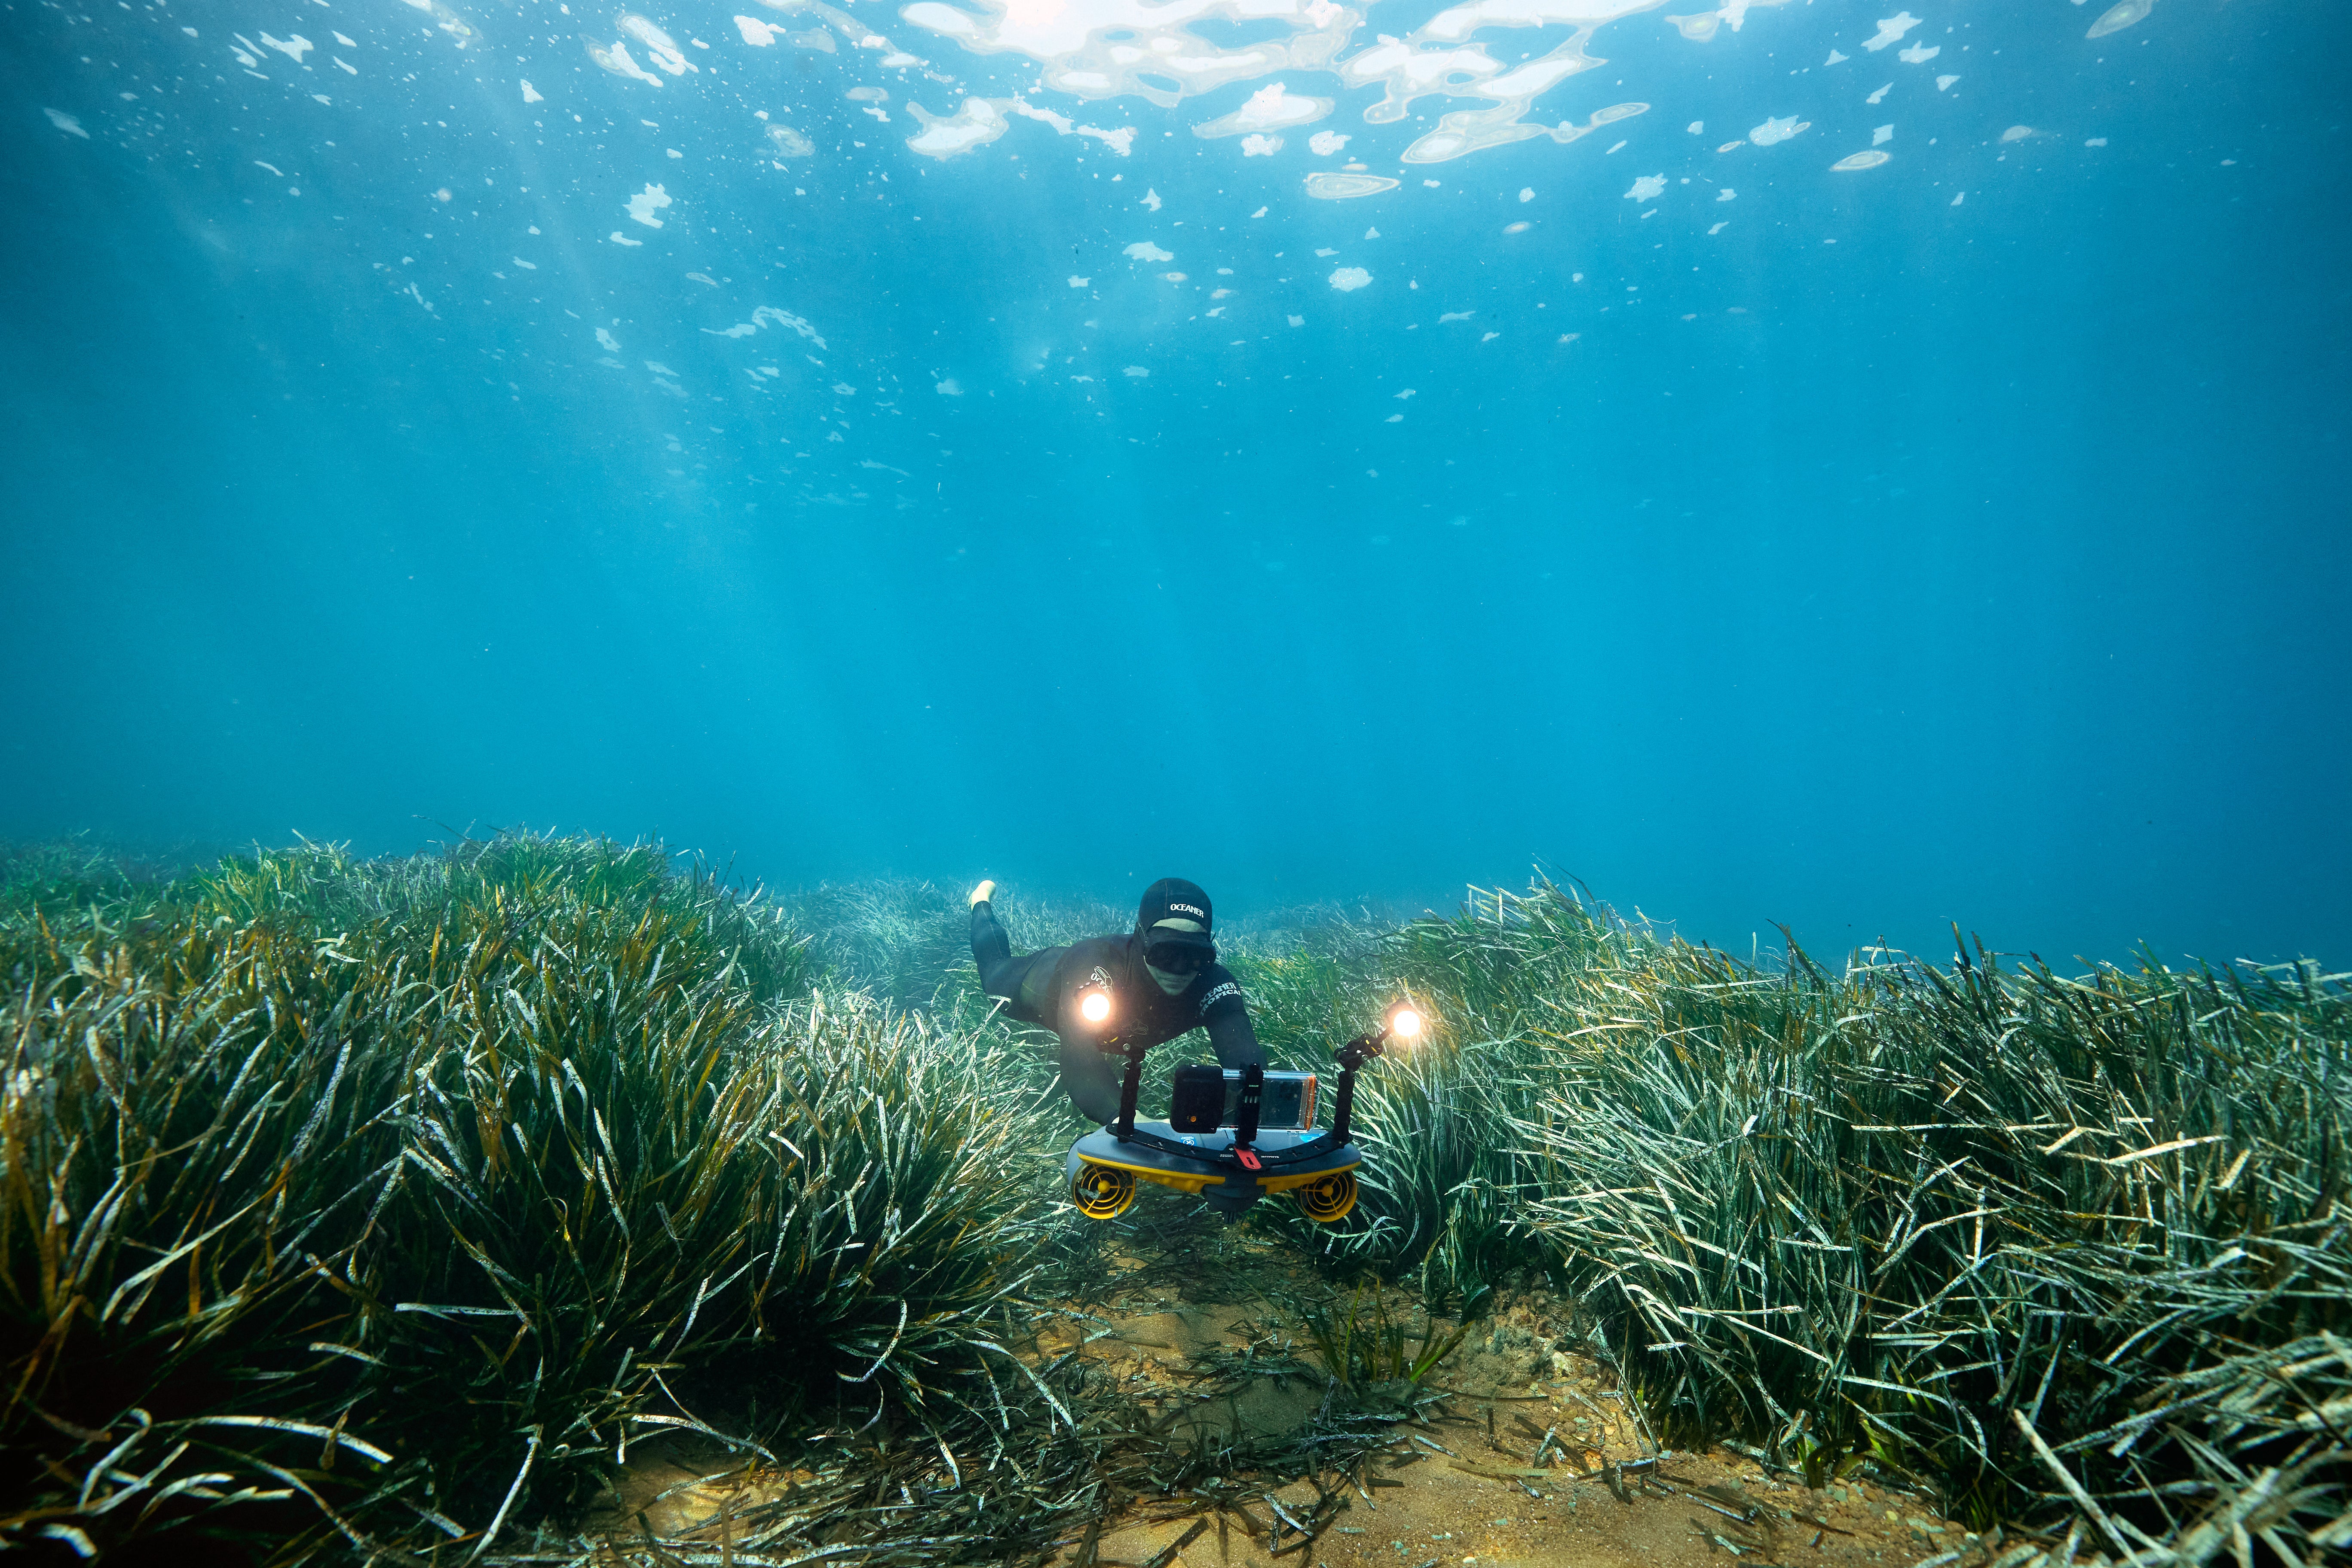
<box><xmin>1387</xmin><ymin>1004</ymin><xmax>1424</xmax><ymax>1041</ymax></box>
<box><xmin>1078</xmin><ymin>988</ymin><xmax>1112</xmax><ymax>1026</ymax></box>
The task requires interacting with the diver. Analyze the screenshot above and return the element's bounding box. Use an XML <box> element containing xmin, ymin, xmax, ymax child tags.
<box><xmin>967</xmin><ymin>876</ymin><xmax>1264</xmax><ymax>1123</ymax></box>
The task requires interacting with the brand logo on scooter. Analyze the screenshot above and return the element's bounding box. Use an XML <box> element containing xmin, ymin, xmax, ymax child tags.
<box><xmin>1170</xmin><ymin>903</ymin><xmax>1207</xmax><ymax>920</ymax></box>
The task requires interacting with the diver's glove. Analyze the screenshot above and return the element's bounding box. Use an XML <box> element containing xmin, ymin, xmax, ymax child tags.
<box><xmin>968</xmin><ymin>879</ymin><xmax>996</xmax><ymax>908</ymax></box>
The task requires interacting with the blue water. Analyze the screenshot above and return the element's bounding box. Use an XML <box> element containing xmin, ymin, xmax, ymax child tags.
<box><xmin>2</xmin><ymin>0</ymin><xmax>2344</xmax><ymax>966</ymax></box>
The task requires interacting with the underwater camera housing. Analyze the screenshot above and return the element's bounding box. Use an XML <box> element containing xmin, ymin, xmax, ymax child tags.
<box><xmin>1167</xmin><ymin>1065</ymin><xmax>1318</xmax><ymax>1133</ymax></box>
<box><xmin>1065</xmin><ymin>1005</ymin><xmax>1423</xmax><ymax>1224</ymax></box>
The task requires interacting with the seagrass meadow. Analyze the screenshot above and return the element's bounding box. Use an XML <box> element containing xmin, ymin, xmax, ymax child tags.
<box><xmin>2</xmin><ymin>836</ymin><xmax>2344</xmax><ymax>1566</ymax></box>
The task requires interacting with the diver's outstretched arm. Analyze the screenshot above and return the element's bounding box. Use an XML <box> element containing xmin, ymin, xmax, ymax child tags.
<box><xmin>1203</xmin><ymin>994</ymin><xmax>1265</xmax><ymax>1071</ymax></box>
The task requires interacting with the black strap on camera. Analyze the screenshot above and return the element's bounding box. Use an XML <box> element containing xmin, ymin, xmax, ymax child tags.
<box><xmin>1231</xmin><ymin>1063</ymin><xmax>1264</xmax><ymax>1149</ymax></box>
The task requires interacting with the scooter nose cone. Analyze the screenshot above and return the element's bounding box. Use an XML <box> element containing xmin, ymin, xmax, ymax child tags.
<box><xmin>1203</xmin><ymin>1179</ymin><xmax>1260</xmax><ymax>1219</ymax></box>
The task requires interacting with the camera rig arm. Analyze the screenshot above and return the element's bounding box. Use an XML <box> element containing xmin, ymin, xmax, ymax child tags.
<box><xmin>1327</xmin><ymin>1027</ymin><xmax>1388</xmax><ymax>1146</ymax></box>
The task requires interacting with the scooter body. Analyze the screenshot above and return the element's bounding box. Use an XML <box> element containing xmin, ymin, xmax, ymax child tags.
<box><xmin>1065</xmin><ymin>1123</ymin><xmax>1361</xmax><ymax>1222</ymax></box>
<box><xmin>1062</xmin><ymin>1011</ymin><xmax>1413</xmax><ymax>1223</ymax></box>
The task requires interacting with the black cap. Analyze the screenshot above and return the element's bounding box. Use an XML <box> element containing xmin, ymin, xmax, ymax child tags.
<box><xmin>1137</xmin><ymin>877</ymin><xmax>1215</xmax><ymax>950</ymax></box>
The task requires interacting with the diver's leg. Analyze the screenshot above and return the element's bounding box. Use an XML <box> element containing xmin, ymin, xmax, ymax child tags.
<box><xmin>971</xmin><ymin>898</ymin><xmax>1022</xmax><ymax>997</ymax></box>
<box><xmin>970</xmin><ymin>892</ymin><xmax>1111</xmax><ymax>1116</ymax></box>
<box><xmin>1056</xmin><ymin>1035</ymin><xmax>1125</xmax><ymax>1125</ymax></box>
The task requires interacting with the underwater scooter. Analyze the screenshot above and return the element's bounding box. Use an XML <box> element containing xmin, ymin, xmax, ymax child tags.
<box><xmin>1063</xmin><ymin>1000</ymin><xmax>1425</xmax><ymax>1222</ymax></box>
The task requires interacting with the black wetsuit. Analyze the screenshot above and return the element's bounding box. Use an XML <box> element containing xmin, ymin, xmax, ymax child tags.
<box><xmin>970</xmin><ymin>901</ymin><xmax>1264</xmax><ymax>1123</ymax></box>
